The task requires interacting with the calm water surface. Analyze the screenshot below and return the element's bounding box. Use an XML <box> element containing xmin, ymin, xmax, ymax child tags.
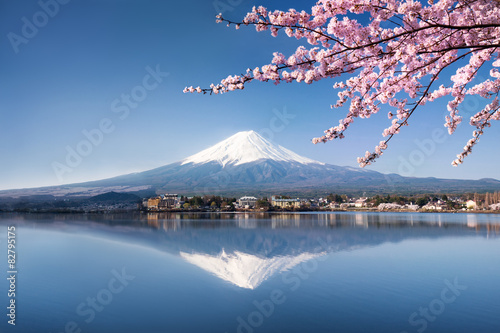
<box><xmin>0</xmin><ymin>212</ymin><xmax>499</xmax><ymax>333</ymax></box>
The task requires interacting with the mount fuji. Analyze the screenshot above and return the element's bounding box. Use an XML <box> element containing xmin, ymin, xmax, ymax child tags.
<box><xmin>181</xmin><ymin>130</ymin><xmax>323</xmax><ymax>167</ymax></box>
<box><xmin>2</xmin><ymin>130</ymin><xmax>500</xmax><ymax>197</ymax></box>
<box><xmin>77</xmin><ymin>130</ymin><xmax>399</xmax><ymax>195</ymax></box>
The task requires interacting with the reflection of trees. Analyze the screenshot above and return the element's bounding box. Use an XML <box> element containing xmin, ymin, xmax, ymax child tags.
<box><xmin>4</xmin><ymin>212</ymin><xmax>499</xmax><ymax>235</ymax></box>
<box><xmin>486</xmin><ymin>223</ymin><xmax>500</xmax><ymax>237</ymax></box>
<box><xmin>132</xmin><ymin>213</ymin><xmax>500</xmax><ymax>258</ymax></box>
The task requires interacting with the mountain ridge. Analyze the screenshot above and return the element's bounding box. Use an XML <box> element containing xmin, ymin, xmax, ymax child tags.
<box><xmin>1</xmin><ymin>130</ymin><xmax>500</xmax><ymax>197</ymax></box>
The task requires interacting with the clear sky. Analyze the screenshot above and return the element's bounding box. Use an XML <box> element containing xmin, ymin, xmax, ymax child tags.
<box><xmin>1</xmin><ymin>0</ymin><xmax>499</xmax><ymax>191</ymax></box>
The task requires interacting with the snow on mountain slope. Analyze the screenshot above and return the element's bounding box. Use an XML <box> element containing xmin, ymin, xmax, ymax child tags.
<box><xmin>180</xmin><ymin>249</ymin><xmax>325</xmax><ymax>289</ymax></box>
<box><xmin>181</xmin><ymin>130</ymin><xmax>324</xmax><ymax>167</ymax></box>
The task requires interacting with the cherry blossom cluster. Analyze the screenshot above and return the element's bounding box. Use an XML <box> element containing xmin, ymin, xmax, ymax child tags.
<box><xmin>186</xmin><ymin>0</ymin><xmax>500</xmax><ymax>167</ymax></box>
<box><xmin>452</xmin><ymin>97</ymin><xmax>500</xmax><ymax>166</ymax></box>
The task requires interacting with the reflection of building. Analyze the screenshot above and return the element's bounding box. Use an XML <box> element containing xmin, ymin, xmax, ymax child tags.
<box><xmin>238</xmin><ymin>196</ymin><xmax>258</xmax><ymax>208</ymax></box>
<box><xmin>355</xmin><ymin>213</ymin><xmax>368</xmax><ymax>227</ymax></box>
<box><xmin>466</xmin><ymin>214</ymin><xmax>478</xmax><ymax>228</ymax></box>
<box><xmin>271</xmin><ymin>196</ymin><xmax>301</xmax><ymax>208</ymax></box>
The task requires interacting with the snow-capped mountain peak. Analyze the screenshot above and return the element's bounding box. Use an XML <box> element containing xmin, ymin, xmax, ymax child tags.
<box><xmin>181</xmin><ymin>130</ymin><xmax>324</xmax><ymax>167</ymax></box>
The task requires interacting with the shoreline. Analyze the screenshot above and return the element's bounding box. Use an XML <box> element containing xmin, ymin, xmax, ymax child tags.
<box><xmin>2</xmin><ymin>208</ymin><xmax>500</xmax><ymax>215</ymax></box>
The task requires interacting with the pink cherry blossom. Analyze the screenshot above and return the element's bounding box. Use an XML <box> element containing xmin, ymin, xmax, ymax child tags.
<box><xmin>187</xmin><ymin>1</ymin><xmax>500</xmax><ymax>167</ymax></box>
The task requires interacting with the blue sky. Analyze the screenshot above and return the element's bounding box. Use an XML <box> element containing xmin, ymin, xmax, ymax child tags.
<box><xmin>1</xmin><ymin>0</ymin><xmax>499</xmax><ymax>190</ymax></box>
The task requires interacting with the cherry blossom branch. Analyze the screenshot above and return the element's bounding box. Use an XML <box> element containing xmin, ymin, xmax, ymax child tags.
<box><xmin>185</xmin><ymin>0</ymin><xmax>500</xmax><ymax>167</ymax></box>
<box><xmin>452</xmin><ymin>96</ymin><xmax>500</xmax><ymax>165</ymax></box>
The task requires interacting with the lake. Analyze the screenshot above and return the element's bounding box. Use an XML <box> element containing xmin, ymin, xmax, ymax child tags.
<box><xmin>0</xmin><ymin>212</ymin><xmax>499</xmax><ymax>333</ymax></box>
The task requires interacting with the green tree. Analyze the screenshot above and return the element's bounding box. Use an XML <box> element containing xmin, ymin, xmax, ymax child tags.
<box><xmin>256</xmin><ymin>198</ymin><xmax>270</xmax><ymax>210</ymax></box>
<box><xmin>327</xmin><ymin>193</ymin><xmax>343</xmax><ymax>204</ymax></box>
<box><xmin>189</xmin><ymin>196</ymin><xmax>203</xmax><ymax>207</ymax></box>
<box><xmin>416</xmin><ymin>197</ymin><xmax>429</xmax><ymax>207</ymax></box>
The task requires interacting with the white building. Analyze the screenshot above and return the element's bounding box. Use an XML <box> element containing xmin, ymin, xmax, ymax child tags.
<box><xmin>238</xmin><ymin>196</ymin><xmax>258</xmax><ymax>208</ymax></box>
<box><xmin>405</xmin><ymin>204</ymin><xmax>419</xmax><ymax>211</ymax></box>
<box><xmin>160</xmin><ymin>194</ymin><xmax>180</xmax><ymax>209</ymax></box>
<box><xmin>466</xmin><ymin>200</ymin><xmax>477</xmax><ymax>210</ymax></box>
<box><xmin>329</xmin><ymin>202</ymin><xmax>340</xmax><ymax>209</ymax></box>
<box><xmin>422</xmin><ymin>203</ymin><xmax>439</xmax><ymax>210</ymax></box>
<box><xmin>355</xmin><ymin>198</ymin><xmax>368</xmax><ymax>208</ymax></box>
<box><xmin>271</xmin><ymin>196</ymin><xmax>301</xmax><ymax>208</ymax></box>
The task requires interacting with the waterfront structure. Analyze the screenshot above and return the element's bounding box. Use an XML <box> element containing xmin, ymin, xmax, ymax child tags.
<box><xmin>238</xmin><ymin>196</ymin><xmax>258</xmax><ymax>208</ymax></box>
<box><xmin>355</xmin><ymin>198</ymin><xmax>368</xmax><ymax>208</ymax></box>
<box><xmin>147</xmin><ymin>197</ymin><xmax>161</xmax><ymax>210</ymax></box>
<box><xmin>146</xmin><ymin>194</ymin><xmax>180</xmax><ymax>210</ymax></box>
<box><xmin>466</xmin><ymin>200</ymin><xmax>477</xmax><ymax>210</ymax></box>
<box><xmin>160</xmin><ymin>194</ymin><xmax>180</xmax><ymax>209</ymax></box>
<box><xmin>271</xmin><ymin>196</ymin><xmax>301</xmax><ymax>208</ymax></box>
<box><xmin>406</xmin><ymin>204</ymin><xmax>419</xmax><ymax>211</ymax></box>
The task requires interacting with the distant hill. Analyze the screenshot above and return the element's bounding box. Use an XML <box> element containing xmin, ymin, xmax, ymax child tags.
<box><xmin>86</xmin><ymin>191</ymin><xmax>141</xmax><ymax>204</ymax></box>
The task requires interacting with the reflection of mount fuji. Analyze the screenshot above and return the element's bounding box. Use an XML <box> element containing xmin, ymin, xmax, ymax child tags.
<box><xmin>5</xmin><ymin>212</ymin><xmax>499</xmax><ymax>289</ymax></box>
<box><xmin>180</xmin><ymin>250</ymin><xmax>325</xmax><ymax>289</ymax></box>
<box><xmin>142</xmin><ymin>213</ymin><xmax>500</xmax><ymax>289</ymax></box>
